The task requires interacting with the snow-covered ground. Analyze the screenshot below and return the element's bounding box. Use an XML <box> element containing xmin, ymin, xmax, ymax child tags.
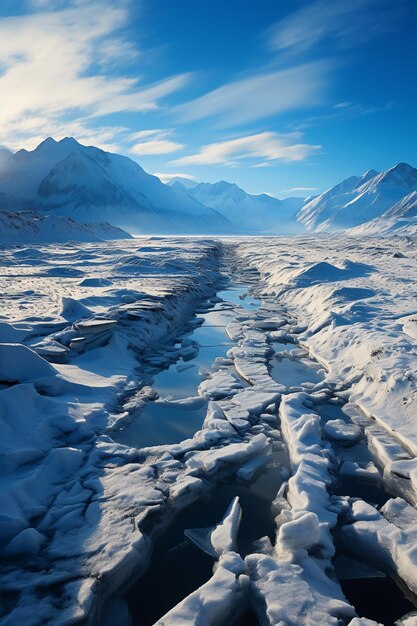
<box><xmin>0</xmin><ymin>211</ymin><xmax>131</xmax><ymax>244</ymax></box>
<box><xmin>1</xmin><ymin>235</ymin><xmax>417</xmax><ymax>626</ymax></box>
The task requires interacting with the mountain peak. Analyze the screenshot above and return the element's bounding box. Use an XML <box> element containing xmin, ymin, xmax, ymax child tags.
<box><xmin>298</xmin><ymin>161</ymin><xmax>417</xmax><ymax>232</ymax></box>
<box><xmin>389</xmin><ymin>162</ymin><xmax>414</xmax><ymax>175</ymax></box>
<box><xmin>36</xmin><ymin>137</ymin><xmax>57</xmax><ymax>150</ymax></box>
<box><xmin>58</xmin><ymin>137</ymin><xmax>81</xmax><ymax>147</ymax></box>
<box><xmin>35</xmin><ymin>136</ymin><xmax>81</xmax><ymax>153</ymax></box>
<box><xmin>362</xmin><ymin>168</ymin><xmax>379</xmax><ymax>180</ymax></box>
<box><xmin>212</xmin><ymin>180</ymin><xmax>241</xmax><ymax>192</ymax></box>
<box><xmin>377</xmin><ymin>161</ymin><xmax>417</xmax><ymax>187</ymax></box>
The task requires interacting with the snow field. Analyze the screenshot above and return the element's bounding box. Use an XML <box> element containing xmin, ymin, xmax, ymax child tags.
<box><xmin>2</xmin><ymin>236</ymin><xmax>417</xmax><ymax>625</ymax></box>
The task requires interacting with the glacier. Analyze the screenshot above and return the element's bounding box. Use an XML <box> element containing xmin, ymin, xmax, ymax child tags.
<box><xmin>0</xmin><ymin>233</ymin><xmax>417</xmax><ymax>626</ymax></box>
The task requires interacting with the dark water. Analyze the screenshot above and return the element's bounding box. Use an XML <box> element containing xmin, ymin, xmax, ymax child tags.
<box><xmin>124</xmin><ymin>445</ymin><xmax>286</xmax><ymax>625</ymax></box>
<box><xmin>336</xmin><ymin>473</ymin><xmax>391</xmax><ymax>506</ymax></box>
<box><xmin>341</xmin><ymin>576</ymin><xmax>416</xmax><ymax>625</ymax></box>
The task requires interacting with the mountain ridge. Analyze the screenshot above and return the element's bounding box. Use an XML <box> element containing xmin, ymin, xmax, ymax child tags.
<box><xmin>0</xmin><ymin>137</ymin><xmax>234</xmax><ymax>235</ymax></box>
<box><xmin>176</xmin><ymin>178</ymin><xmax>305</xmax><ymax>233</ymax></box>
<box><xmin>297</xmin><ymin>162</ymin><xmax>417</xmax><ymax>232</ymax></box>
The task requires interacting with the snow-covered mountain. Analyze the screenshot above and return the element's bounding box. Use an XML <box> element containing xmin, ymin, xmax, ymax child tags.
<box><xmin>0</xmin><ymin>138</ymin><xmax>233</xmax><ymax>235</ymax></box>
<box><xmin>297</xmin><ymin>163</ymin><xmax>417</xmax><ymax>231</ymax></box>
<box><xmin>176</xmin><ymin>179</ymin><xmax>305</xmax><ymax>233</ymax></box>
<box><xmin>0</xmin><ymin>210</ymin><xmax>131</xmax><ymax>244</ymax></box>
<box><xmin>349</xmin><ymin>191</ymin><xmax>417</xmax><ymax>236</ymax></box>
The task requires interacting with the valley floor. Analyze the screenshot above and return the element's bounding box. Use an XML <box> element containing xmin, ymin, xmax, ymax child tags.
<box><xmin>1</xmin><ymin>235</ymin><xmax>417</xmax><ymax>626</ymax></box>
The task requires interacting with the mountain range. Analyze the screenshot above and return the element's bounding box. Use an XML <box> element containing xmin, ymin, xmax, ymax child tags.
<box><xmin>170</xmin><ymin>179</ymin><xmax>304</xmax><ymax>233</ymax></box>
<box><xmin>0</xmin><ymin>138</ymin><xmax>232</xmax><ymax>236</ymax></box>
<box><xmin>297</xmin><ymin>163</ymin><xmax>417</xmax><ymax>232</ymax></box>
<box><xmin>0</xmin><ymin>136</ymin><xmax>416</xmax><ymax>241</ymax></box>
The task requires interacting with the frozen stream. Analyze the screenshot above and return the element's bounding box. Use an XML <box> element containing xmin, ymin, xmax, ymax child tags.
<box><xmin>112</xmin><ymin>286</ymin><xmax>260</xmax><ymax>448</ymax></box>
<box><xmin>110</xmin><ymin>275</ymin><xmax>417</xmax><ymax>626</ymax></box>
<box><xmin>5</xmin><ymin>238</ymin><xmax>417</xmax><ymax>626</ymax></box>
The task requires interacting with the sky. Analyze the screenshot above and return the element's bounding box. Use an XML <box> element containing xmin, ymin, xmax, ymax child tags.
<box><xmin>0</xmin><ymin>0</ymin><xmax>416</xmax><ymax>198</ymax></box>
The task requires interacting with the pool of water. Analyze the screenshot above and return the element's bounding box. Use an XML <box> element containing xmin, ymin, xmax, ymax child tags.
<box><xmin>269</xmin><ymin>340</ymin><xmax>299</xmax><ymax>353</ymax></box>
<box><xmin>112</xmin><ymin>285</ymin><xmax>261</xmax><ymax>448</ymax></box>
<box><xmin>217</xmin><ymin>286</ymin><xmax>261</xmax><ymax>310</ymax></box>
<box><xmin>113</xmin><ymin>401</ymin><xmax>209</xmax><ymax>448</ymax></box>
<box><xmin>270</xmin><ymin>355</ymin><xmax>324</xmax><ymax>388</ymax></box>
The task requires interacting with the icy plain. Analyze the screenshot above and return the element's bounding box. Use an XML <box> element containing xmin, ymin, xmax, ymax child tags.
<box><xmin>1</xmin><ymin>235</ymin><xmax>417</xmax><ymax>626</ymax></box>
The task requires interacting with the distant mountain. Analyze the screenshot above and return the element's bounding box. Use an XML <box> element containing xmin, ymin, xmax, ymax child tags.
<box><xmin>0</xmin><ymin>138</ymin><xmax>233</xmax><ymax>235</ymax></box>
<box><xmin>0</xmin><ymin>210</ymin><xmax>131</xmax><ymax>244</ymax></box>
<box><xmin>167</xmin><ymin>176</ymin><xmax>199</xmax><ymax>189</ymax></box>
<box><xmin>297</xmin><ymin>163</ymin><xmax>417</xmax><ymax>231</ymax></box>
<box><xmin>0</xmin><ymin>148</ymin><xmax>12</xmax><ymax>167</ymax></box>
<box><xmin>350</xmin><ymin>191</ymin><xmax>417</xmax><ymax>236</ymax></box>
<box><xmin>178</xmin><ymin>179</ymin><xmax>305</xmax><ymax>233</ymax></box>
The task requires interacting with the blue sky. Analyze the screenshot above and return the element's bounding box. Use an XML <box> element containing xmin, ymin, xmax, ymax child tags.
<box><xmin>0</xmin><ymin>0</ymin><xmax>416</xmax><ymax>197</ymax></box>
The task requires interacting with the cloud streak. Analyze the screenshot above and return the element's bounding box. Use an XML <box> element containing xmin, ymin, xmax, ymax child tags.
<box><xmin>154</xmin><ymin>172</ymin><xmax>196</xmax><ymax>183</ymax></box>
<box><xmin>0</xmin><ymin>1</ymin><xmax>190</xmax><ymax>150</ymax></box>
<box><xmin>129</xmin><ymin>129</ymin><xmax>184</xmax><ymax>155</ymax></box>
<box><xmin>268</xmin><ymin>0</ymin><xmax>399</xmax><ymax>55</ymax></box>
<box><xmin>175</xmin><ymin>61</ymin><xmax>332</xmax><ymax>126</ymax></box>
<box><xmin>281</xmin><ymin>186</ymin><xmax>318</xmax><ymax>193</ymax></box>
<box><xmin>171</xmin><ymin>132</ymin><xmax>320</xmax><ymax>167</ymax></box>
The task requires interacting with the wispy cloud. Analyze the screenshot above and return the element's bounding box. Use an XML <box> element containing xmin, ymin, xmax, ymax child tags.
<box><xmin>0</xmin><ymin>1</ymin><xmax>190</xmax><ymax>149</ymax></box>
<box><xmin>175</xmin><ymin>61</ymin><xmax>332</xmax><ymax>126</ymax></box>
<box><xmin>154</xmin><ymin>172</ymin><xmax>196</xmax><ymax>183</ymax></box>
<box><xmin>290</xmin><ymin>101</ymin><xmax>378</xmax><ymax>132</ymax></box>
<box><xmin>268</xmin><ymin>0</ymin><xmax>399</xmax><ymax>55</ymax></box>
<box><xmin>129</xmin><ymin>129</ymin><xmax>184</xmax><ymax>155</ymax></box>
<box><xmin>171</xmin><ymin>132</ymin><xmax>320</xmax><ymax>167</ymax></box>
<box><xmin>281</xmin><ymin>186</ymin><xmax>318</xmax><ymax>193</ymax></box>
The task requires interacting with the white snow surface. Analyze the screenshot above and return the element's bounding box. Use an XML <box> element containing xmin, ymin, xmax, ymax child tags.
<box><xmin>2</xmin><ymin>234</ymin><xmax>417</xmax><ymax>626</ymax></box>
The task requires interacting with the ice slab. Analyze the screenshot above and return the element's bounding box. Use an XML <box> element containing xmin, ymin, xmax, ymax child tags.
<box><xmin>184</xmin><ymin>497</ymin><xmax>241</xmax><ymax>558</ymax></box>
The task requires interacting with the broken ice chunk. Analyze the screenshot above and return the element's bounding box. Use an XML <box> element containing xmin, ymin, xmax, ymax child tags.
<box><xmin>154</xmin><ymin>554</ymin><xmax>249</xmax><ymax>626</ymax></box>
<box><xmin>276</xmin><ymin>510</ymin><xmax>321</xmax><ymax>557</ymax></box>
<box><xmin>323</xmin><ymin>419</ymin><xmax>361</xmax><ymax>444</ymax></box>
<box><xmin>0</xmin><ymin>343</ymin><xmax>57</xmax><ymax>382</ymax></box>
<box><xmin>339</xmin><ymin>461</ymin><xmax>381</xmax><ymax>485</ymax></box>
<box><xmin>184</xmin><ymin>497</ymin><xmax>241</xmax><ymax>558</ymax></box>
<box><xmin>73</xmin><ymin>318</ymin><xmax>117</xmax><ymax>335</ymax></box>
